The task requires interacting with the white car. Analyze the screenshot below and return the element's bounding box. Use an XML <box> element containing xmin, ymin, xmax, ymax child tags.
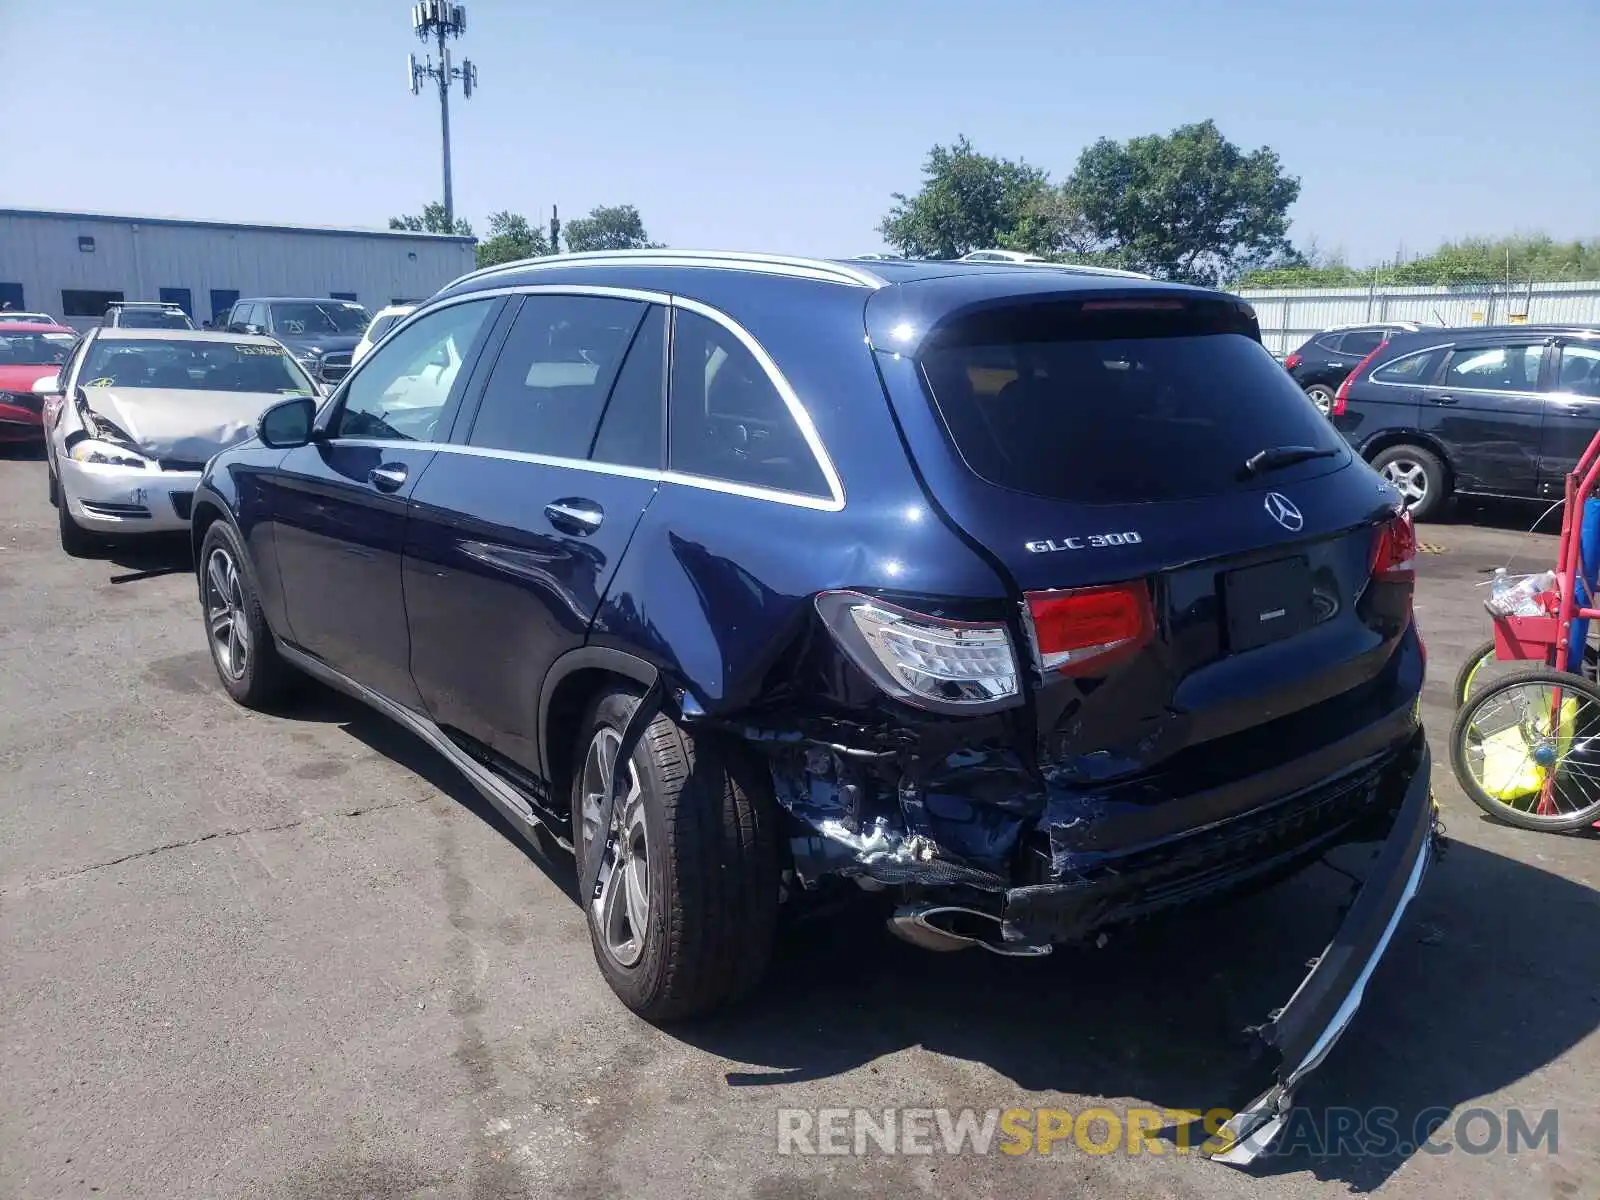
<box><xmin>37</xmin><ymin>328</ymin><xmax>319</xmax><ymax>556</ymax></box>
<box><xmin>351</xmin><ymin>303</ymin><xmax>416</xmax><ymax>366</ymax></box>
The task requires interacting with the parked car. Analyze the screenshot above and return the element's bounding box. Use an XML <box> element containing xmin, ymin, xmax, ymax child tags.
<box><xmin>1330</xmin><ymin>324</ymin><xmax>1600</xmax><ymax>520</ymax></box>
<box><xmin>39</xmin><ymin>328</ymin><xmax>318</xmax><ymax>555</ymax></box>
<box><xmin>0</xmin><ymin>310</ymin><xmax>65</xmax><ymax>327</ymax></box>
<box><xmin>351</xmin><ymin>303</ymin><xmax>416</xmax><ymax>366</ymax></box>
<box><xmin>225</xmin><ymin>297</ymin><xmax>370</xmax><ymax>386</ymax></box>
<box><xmin>0</xmin><ymin>322</ymin><xmax>78</xmax><ymax>443</ymax></box>
<box><xmin>102</xmin><ymin>301</ymin><xmax>195</xmax><ymax>330</ymax></box>
<box><xmin>959</xmin><ymin>248</ymin><xmax>1049</xmax><ymax>263</ymax></box>
<box><xmin>189</xmin><ymin>250</ymin><xmax>1432</xmax><ymax>1161</ymax></box>
<box><xmin>1285</xmin><ymin>322</ymin><xmax>1439</xmax><ymax>413</ymax></box>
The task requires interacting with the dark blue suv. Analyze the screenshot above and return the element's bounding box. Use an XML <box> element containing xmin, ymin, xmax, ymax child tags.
<box><xmin>192</xmin><ymin>251</ymin><xmax>1435</xmax><ymax>1158</ymax></box>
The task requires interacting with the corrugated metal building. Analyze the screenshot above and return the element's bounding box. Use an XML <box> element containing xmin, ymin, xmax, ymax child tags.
<box><xmin>1235</xmin><ymin>279</ymin><xmax>1600</xmax><ymax>355</ymax></box>
<box><xmin>0</xmin><ymin>208</ymin><xmax>477</xmax><ymax>330</ymax></box>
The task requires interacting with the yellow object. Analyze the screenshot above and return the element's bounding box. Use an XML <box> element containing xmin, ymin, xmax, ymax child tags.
<box><xmin>1475</xmin><ymin>692</ymin><xmax>1578</xmax><ymax>801</ymax></box>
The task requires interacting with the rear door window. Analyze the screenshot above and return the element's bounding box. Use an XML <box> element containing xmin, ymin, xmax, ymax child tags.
<box><xmin>917</xmin><ymin>300</ymin><xmax>1347</xmax><ymax>503</ymax></box>
<box><xmin>1371</xmin><ymin>348</ymin><xmax>1443</xmax><ymax>385</ymax></box>
<box><xmin>464</xmin><ymin>294</ymin><xmax>645</xmax><ymax>459</ymax></box>
<box><xmin>668</xmin><ymin>309</ymin><xmax>830</xmax><ymax>498</ymax></box>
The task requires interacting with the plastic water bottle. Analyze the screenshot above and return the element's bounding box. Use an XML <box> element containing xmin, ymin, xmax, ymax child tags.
<box><xmin>1490</xmin><ymin>567</ymin><xmax>1511</xmax><ymax>608</ymax></box>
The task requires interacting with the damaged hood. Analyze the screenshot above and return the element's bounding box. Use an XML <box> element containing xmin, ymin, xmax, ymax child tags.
<box><xmin>82</xmin><ymin>386</ymin><xmax>286</xmax><ymax>461</ymax></box>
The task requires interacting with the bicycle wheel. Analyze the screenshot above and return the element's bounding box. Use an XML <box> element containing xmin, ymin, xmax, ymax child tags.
<box><xmin>1450</xmin><ymin>665</ymin><xmax>1600</xmax><ymax>831</ymax></box>
<box><xmin>1453</xmin><ymin>638</ymin><xmax>1598</xmax><ymax>710</ymax></box>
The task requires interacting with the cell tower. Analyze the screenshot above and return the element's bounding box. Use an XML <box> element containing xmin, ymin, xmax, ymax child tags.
<box><xmin>407</xmin><ymin>2</ymin><xmax>478</xmax><ymax>227</ymax></box>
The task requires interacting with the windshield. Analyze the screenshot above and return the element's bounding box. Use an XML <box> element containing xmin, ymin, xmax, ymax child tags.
<box><xmin>918</xmin><ymin>302</ymin><xmax>1346</xmax><ymax>503</ymax></box>
<box><xmin>269</xmin><ymin>301</ymin><xmax>370</xmax><ymax>335</ymax></box>
<box><xmin>0</xmin><ymin>332</ymin><xmax>76</xmax><ymax>366</ymax></box>
<box><xmin>115</xmin><ymin>309</ymin><xmax>192</xmax><ymax>329</ymax></box>
<box><xmin>81</xmin><ymin>340</ymin><xmax>316</xmax><ymax>394</ymax></box>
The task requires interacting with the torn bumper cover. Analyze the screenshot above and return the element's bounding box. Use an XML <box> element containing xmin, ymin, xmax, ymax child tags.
<box><xmin>1207</xmin><ymin>740</ymin><xmax>1437</xmax><ymax>1164</ymax></box>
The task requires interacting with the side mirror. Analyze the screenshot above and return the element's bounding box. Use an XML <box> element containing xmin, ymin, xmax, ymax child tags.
<box><xmin>32</xmin><ymin>373</ymin><xmax>63</xmax><ymax>397</ymax></box>
<box><xmin>257</xmin><ymin>395</ymin><xmax>317</xmax><ymax>449</ymax></box>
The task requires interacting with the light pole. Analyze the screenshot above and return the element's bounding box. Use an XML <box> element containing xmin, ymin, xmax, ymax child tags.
<box><xmin>408</xmin><ymin>2</ymin><xmax>477</xmax><ymax>228</ymax></box>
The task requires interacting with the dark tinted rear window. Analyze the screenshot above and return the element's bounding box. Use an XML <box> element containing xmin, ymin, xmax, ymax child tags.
<box><xmin>919</xmin><ymin>303</ymin><xmax>1345</xmax><ymax>503</ymax></box>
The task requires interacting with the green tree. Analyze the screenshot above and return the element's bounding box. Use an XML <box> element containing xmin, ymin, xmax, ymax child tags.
<box><xmin>1065</xmin><ymin>120</ymin><xmax>1299</xmax><ymax>286</ymax></box>
<box><xmin>475</xmin><ymin>210</ymin><xmax>550</xmax><ymax>268</ymax></box>
<box><xmin>389</xmin><ymin>202</ymin><xmax>474</xmax><ymax>237</ymax></box>
<box><xmin>1236</xmin><ymin>234</ymin><xmax>1600</xmax><ymax>290</ymax></box>
<box><xmin>878</xmin><ymin>137</ymin><xmax>1072</xmax><ymax>259</ymax></box>
<box><xmin>563</xmin><ymin>204</ymin><xmax>663</xmax><ymax>252</ymax></box>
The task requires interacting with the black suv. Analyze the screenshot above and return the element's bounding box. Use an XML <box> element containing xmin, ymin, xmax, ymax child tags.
<box><xmin>1286</xmin><ymin>322</ymin><xmax>1437</xmax><ymax>413</ymax></box>
<box><xmin>191</xmin><ymin>252</ymin><xmax>1434</xmax><ymax>1160</ymax></box>
<box><xmin>1331</xmin><ymin>325</ymin><xmax>1600</xmax><ymax>519</ymax></box>
<box><xmin>225</xmin><ymin>297</ymin><xmax>371</xmax><ymax>385</ymax></box>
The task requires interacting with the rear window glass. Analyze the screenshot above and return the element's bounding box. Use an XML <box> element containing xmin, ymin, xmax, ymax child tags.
<box><xmin>918</xmin><ymin>303</ymin><xmax>1345</xmax><ymax>503</ymax></box>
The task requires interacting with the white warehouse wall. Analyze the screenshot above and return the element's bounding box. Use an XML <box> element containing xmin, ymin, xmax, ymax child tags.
<box><xmin>0</xmin><ymin>209</ymin><xmax>478</xmax><ymax>330</ymax></box>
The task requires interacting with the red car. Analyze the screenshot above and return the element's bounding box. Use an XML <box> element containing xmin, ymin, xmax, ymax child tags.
<box><xmin>0</xmin><ymin>322</ymin><xmax>78</xmax><ymax>442</ymax></box>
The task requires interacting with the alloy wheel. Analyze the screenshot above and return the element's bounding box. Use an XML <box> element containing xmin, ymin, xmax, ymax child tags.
<box><xmin>579</xmin><ymin>727</ymin><xmax>650</xmax><ymax>968</ymax></box>
<box><xmin>1379</xmin><ymin>458</ymin><xmax>1428</xmax><ymax>509</ymax></box>
<box><xmin>1306</xmin><ymin>385</ymin><xmax>1334</xmax><ymax>415</ymax></box>
<box><xmin>205</xmin><ymin>547</ymin><xmax>251</xmax><ymax>681</ymax></box>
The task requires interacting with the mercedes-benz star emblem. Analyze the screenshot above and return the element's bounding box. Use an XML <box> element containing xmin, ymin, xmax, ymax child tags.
<box><xmin>1264</xmin><ymin>492</ymin><xmax>1303</xmax><ymax>532</ymax></box>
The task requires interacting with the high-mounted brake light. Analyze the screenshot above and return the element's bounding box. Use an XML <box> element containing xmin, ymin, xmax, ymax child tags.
<box><xmin>1025</xmin><ymin>582</ymin><xmax>1154</xmax><ymax>677</ymax></box>
<box><xmin>814</xmin><ymin>591</ymin><xmax>1021</xmax><ymax>713</ymax></box>
<box><xmin>1080</xmin><ymin>299</ymin><xmax>1185</xmax><ymax>312</ymax></box>
<box><xmin>1331</xmin><ymin>340</ymin><xmax>1388</xmax><ymax>416</ymax></box>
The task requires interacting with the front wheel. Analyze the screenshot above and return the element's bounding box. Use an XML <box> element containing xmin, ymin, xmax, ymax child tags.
<box><xmin>1450</xmin><ymin>666</ymin><xmax>1600</xmax><ymax>831</ymax></box>
<box><xmin>571</xmin><ymin>686</ymin><xmax>778</xmax><ymax>1021</ymax></box>
<box><xmin>56</xmin><ymin>485</ymin><xmax>99</xmax><ymax>558</ymax></box>
<box><xmin>1371</xmin><ymin>444</ymin><xmax>1448</xmax><ymax>522</ymax></box>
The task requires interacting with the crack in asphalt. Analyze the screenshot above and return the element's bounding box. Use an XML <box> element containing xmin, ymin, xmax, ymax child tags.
<box><xmin>2</xmin><ymin>798</ymin><xmax>426</xmax><ymax>895</ymax></box>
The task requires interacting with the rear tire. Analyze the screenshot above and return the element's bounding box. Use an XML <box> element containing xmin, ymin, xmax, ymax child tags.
<box><xmin>571</xmin><ymin>686</ymin><xmax>779</xmax><ymax>1021</ymax></box>
<box><xmin>199</xmin><ymin>519</ymin><xmax>294</xmax><ymax>709</ymax></box>
<box><xmin>1371</xmin><ymin>444</ymin><xmax>1448</xmax><ymax>522</ymax></box>
<box><xmin>1304</xmin><ymin>384</ymin><xmax>1335</xmax><ymax>415</ymax></box>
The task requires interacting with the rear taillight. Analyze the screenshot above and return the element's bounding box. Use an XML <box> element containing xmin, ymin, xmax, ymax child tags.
<box><xmin>1331</xmin><ymin>340</ymin><xmax>1387</xmax><ymax>416</ymax></box>
<box><xmin>1285</xmin><ymin>351</ymin><xmax>1302</xmax><ymax>371</ymax></box>
<box><xmin>1025</xmin><ymin>582</ymin><xmax>1154</xmax><ymax>677</ymax></box>
<box><xmin>815</xmin><ymin>591</ymin><xmax>1021</xmax><ymax>712</ymax></box>
<box><xmin>1371</xmin><ymin>510</ymin><xmax>1418</xmax><ymax>584</ymax></box>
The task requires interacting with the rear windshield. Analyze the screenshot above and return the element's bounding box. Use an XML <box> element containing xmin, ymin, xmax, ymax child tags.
<box><xmin>918</xmin><ymin>301</ymin><xmax>1346</xmax><ymax>503</ymax></box>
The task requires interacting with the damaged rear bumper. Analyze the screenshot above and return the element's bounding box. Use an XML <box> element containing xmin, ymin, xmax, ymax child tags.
<box><xmin>1206</xmin><ymin>739</ymin><xmax>1437</xmax><ymax>1164</ymax></box>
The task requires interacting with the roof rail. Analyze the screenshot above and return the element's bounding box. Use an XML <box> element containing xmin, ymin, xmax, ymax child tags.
<box><xmin>456</xmin><ymin>249</ymin><xmax>887</xmax><ymax>290</ymax></box>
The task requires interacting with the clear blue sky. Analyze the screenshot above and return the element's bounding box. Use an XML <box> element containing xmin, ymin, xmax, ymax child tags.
<box><xmin>4</xmin><ymin>0</ymin><xmax>1595</xmax><ymax>264</ymax></box>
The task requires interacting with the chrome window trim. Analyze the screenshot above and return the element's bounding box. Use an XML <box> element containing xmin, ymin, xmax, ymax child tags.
<box><xmin>324</xmin><ymin>439</ymin><xmax>844</xmax><ymax>511</ymax></box>
<box><xmin>324</xmin><ymin>283</ymin><xmax>846</xmax><ymax>512</ymax></box>
<box><xmin>451</xmin><ymin>249</ymin><xmax>886</xmax><ymax>291</ymax></box>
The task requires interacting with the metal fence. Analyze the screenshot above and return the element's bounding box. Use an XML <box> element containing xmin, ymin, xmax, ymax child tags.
<box><xmin>1234</xmin><ymin>279</ymin><xmax>1600</xmax><ymax>355</ymax></box>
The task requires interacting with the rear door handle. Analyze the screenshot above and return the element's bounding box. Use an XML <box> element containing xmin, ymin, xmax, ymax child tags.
<box><xmin>1429</xmin><ymin>395</ymin><xmax>1458</xmax><ymax>406</ymax></box>
<box><xmin>544</xmin><ymin>498</ymin><xmax>604</xmax><ymax>535</ymax></box>
<box><xmin>369</xmin><ymin>463</ymin><xmax>408</xmax><ymax>492</ymax></box>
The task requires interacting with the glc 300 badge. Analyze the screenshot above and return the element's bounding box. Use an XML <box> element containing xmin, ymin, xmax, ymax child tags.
<box><xmin>1025</xmin><ymin>531</ymin><xmax>1143</xmax><ymax>553</ymax></box>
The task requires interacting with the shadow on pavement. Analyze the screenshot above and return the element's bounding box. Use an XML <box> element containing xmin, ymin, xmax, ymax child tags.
<box><xmin>104</xmin><ymin>532</ymin><xmax>193</xmax><ymax>583</ymax></box>
<box><xmin>256</xmin><ymin>664</ymin><xmax>1598</xmax><ymax>1193</ymax></box>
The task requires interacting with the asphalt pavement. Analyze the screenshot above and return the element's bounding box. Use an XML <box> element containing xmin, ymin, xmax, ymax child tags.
<box><xmin>2</xmin><ymin>444</ymin><xmax>1597</xmax><ymax>1200</ymax></box>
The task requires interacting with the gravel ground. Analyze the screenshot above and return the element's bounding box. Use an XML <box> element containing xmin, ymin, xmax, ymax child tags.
<box><xmin>2</xmin><ymin>443</ymin><xmax>1597</xmax><ymax>1199</ymax></box>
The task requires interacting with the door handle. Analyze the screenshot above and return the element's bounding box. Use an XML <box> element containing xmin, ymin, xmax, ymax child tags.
<box><xmin>544</xmin><ymin>498</ymin><xmax>604</xmax><ymax>535</ymax></box>
<box><xmin>369</xmin><ymin>463</ymin><xmax>408</xmax><ymax>492</ymax></box>
<box><xmin>1429</xmin><ymin>395</ymin><xmax>1458</xmax><ymax>406</ymax></box>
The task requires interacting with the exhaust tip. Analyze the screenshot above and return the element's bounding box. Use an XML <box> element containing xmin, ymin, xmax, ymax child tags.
<box><xmin>887</xmin><ymin>903</ymin><xmax>1052</xmax><ymax>957</ymax></box>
